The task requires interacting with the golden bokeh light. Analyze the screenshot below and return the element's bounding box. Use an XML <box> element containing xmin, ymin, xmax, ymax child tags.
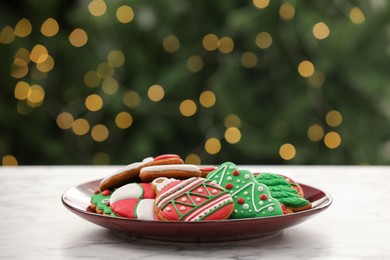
<box><xmin>14</xmin><ymin>18</ymin><xmax>32</xmax><ymax>37</ymax></box>
<box><xmin>313</xmin><ymin>22</ymin><xmax>330</xmax><ymax>40</ymax></box>
<box><xmin>97</xmin><ymin>62</ymin><xmax>114</xmax><ymax>79</ymax></box>
<box><xmin>85</xmin><ymin>94</ymin><xmax>103</xmax><ymax>112</ymax></box>
<box><xmin>225</xmin><ymin>127</ymin><xmax>241</xmax><ymax>144</ymax></box>
<box><xmin>27</xmin><ymin>84</ymin><xmax>45</xmax><ymax>104</ymax></box>
<box><xmin>279</xmin><ymin>2</ymin><xmax>295</xmax><ymax>21</ymax></box>
<box><xmin>326</xmin><ymin>110</ymin><xmax>343</xmax><ymax>127</ymax></box>
<box><xmin>102</xmin><ymin>78</ymin><xmax>119</xmax><ymax>95</ymax></box>
<box><xmin>30</xmin><ymin>44</ymin><xmax>48</xmax><ymax>63</ymax></box>
<box><xmin>307</xmin><ymin>124</ymin><xmax>324</xmax><ymax>142</ymax></box>
<box><xmin>84</xmin><ymin>71</ymin><xmax>101</xmax><ymax>88</ymax></box>
<box><xmin>2</xmin><ymin>155</ymin><xmax>18</xmax><ymax>166</ymax></box>
<box><xmin>36</xmin><ymin>55</ymin><xmax>54</xmax><ymax>72</ymax></box>
<box><xmin>41</xmin><ymin>18</ymin><xmax>59</xmax><ymax>37</ymax></box>
<box><xmin>349</xmin><ymin>7</ymin><xmax>365</xmax><ymax>24</ymax></box>
<box><xmin>205</xmin><ymin>138</ymin><xmax>221</xmax><ymax>155</ymax></box>
<box><xmin>88</xmin><ymin>0</ymin><xmax>107</xmax><ymax>17</ymax></box>
<box><xmin>56</xmin><ymin>112</ymin><xmax>74</xmax><ymax>130</ymax></box>
<box><xmin>279</xmin><ymin>143</ymin><xmax>296</xmax><ymax>160</ymax></box>
<box><xmin>199</xmin><ymin>90</ymin><xmax>216</xmax><ymax>108</ymax></box>
<box><xmin>91</xmin><ymin>124</ymin><xmax>109</xmax><ymax>142</ymax></box>
<box><xmin>72</xmin><ymin>118</ymin><xmax>90</xmax><ymax>135</ymax></box>
<box><xmin>14</xmin><ymin>81</ymin><xmax>30</xmax><ymax>100</ymax></box>
<box><xmin>308</xmin><ymin>71</ymin><xmax>325</xmax><ymax>88</ymax></box>
<box><xmin>186</xmin><ymin>55</ymin><xmax>204</xmax><ymax>72</ymax></box>
<box><xmin>116</xmin><ymin>5</ymin><xmax>134</xmax><ymax>23</ymax></box>
<box><xmin>255</xmin><ymin>32</ymin><xmax>272</xmax><ymax>49</ymax></box>
<box><xmin>185</xmin><ymin>153</ymin><xmax>201</xmax><ymax>165</ymax></box>
<box><xmin>11</xmin><ymin>60</ymin><xmax>29</xmax><ymax>79</ymax></box>
<box><xmin>218</xmin><ymin>36</ymin><xmax>234</xmax><ymax>54</ymax></box>
<box><xmin>202</xmin><ymin>34</ymin><xmax>219</xmax><ymax>51</ymax></box>
<box><xmin>241</xmin><ymin>52</ymin><xmax>258</xmax><ymax>68</ymax></box>
<box><xmin>324</xmin><ymin>131</ymin><xmax>341</xmax><ymax>149</ymax></box>
<box><xmin>115</xmin><ymin>111</ymin><xmax>133</xmax><ymax>129</ymax></box>
<box><xmin>298</xmin><ymin>60</ymin><xmax>315</xmax><ymax>78</ymax></box>
<box><xmin>147</xmin><ymin>84</ymin><xmax>165</xmax><ymax>102</ymax></box>
<box><xmin>162</xmin><ymin>35</ymin><xmax>180</xmax><ymax>53</ymax></box>
<box><xmin>253</xmin><ymin>0</ymin><xmax>269</xmax><ymax>9</ymax></box>
<box><xmin>224</xmin><ymin>114</ymin><xmax>241</xmax><ymax>128</ymax></box>
<box><xmin>0</xmin><ymin>26</ymin><xmax>15</xmax><ymax>44</ymax></box>
<box><xmin>93</xmin><ymin>152</ymin><xmax>110</xmax><ymax>165</ymax></box>
<box><xmin>69</xmin><ymin>28</ymin><xmax>88</xmax><ymax>47</ymax></box>
<box><xmin>123</xmin><ymin>90</ymin><xmax>141</xmax><ymax>108</ymax></box>
<box><xmin>179</xmin><ymin>99</ymin><xmax>197</xmax><ymax>117</ymax></box>
<box><xmin>107</xmin><ymin>50</ymin><xmax>125</xmax><ymax>68</ymax></box>
<box><xmin>15</xmin><ymin>48</ymin><xmax>31</xmax><ymax>64</ymax></box>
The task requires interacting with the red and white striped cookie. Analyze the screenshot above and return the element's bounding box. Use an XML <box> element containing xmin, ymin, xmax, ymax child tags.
<box><xmin>110</xmin><ymin>183</ymin><xmax>156</xmax><ymax>220</ymax></box>
<box><xmin>154</xmin><ymin>177</ymin><xmax>234</xmax><ymax>221</ymax></box>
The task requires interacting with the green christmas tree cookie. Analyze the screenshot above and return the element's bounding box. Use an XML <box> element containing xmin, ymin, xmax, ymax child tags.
<box><xmin>91</xmin><ymin>189</ymin><xmax>115</xmax><ymax>216</ymax></box>
<box><xmin>206</xmin><ymin>162</ymin><xmax>284</xmax><ymax>219</ymax></box>
<box><xmin>255</xmin><ymin>173</ymin><xmax>311</xmax><ymax>212</ymax></box>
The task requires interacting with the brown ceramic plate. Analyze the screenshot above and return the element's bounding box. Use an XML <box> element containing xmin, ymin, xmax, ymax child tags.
<box><xmin>62</xmin><ymin>179</ymin><xmax>332</xmax><ymax>242</ymax></box>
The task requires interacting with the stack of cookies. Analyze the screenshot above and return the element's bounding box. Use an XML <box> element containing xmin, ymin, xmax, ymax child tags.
<box><xmin>90</xmin><ymin>154</ymin><xmax>312</xmax><ymax>221</ymax></box>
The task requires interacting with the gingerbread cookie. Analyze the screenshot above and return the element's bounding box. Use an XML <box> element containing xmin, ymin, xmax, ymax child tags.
<box><xmin>255</xmin><ymin>173</ymin><xmax>312</xmax><ymax>213</ymax></box>
<box><xmin>139</xmin><ymin>164</ymin><xmax>202</xmax><ymax>182</ymax></box>
<box><xmin>206</xmin><ymin>162</ymin><xmax>284</xmax><ymax>219</ymax></box>
<box><xmin>199</xmin><ymin>166</ymin><xmax>218</xmax><ymax>178</ymax></box>
<box><xmin>91</xmin><ymin>189</ymin><xmax>115</xmax><ymax>216</ymax></box>
<box><xmin>110</xmin><ymin>183</ymin><xmax>156</xmax><ymax>220</ymax></box>
<box><xmin>99</xmin><ymin>154</ymin><xmax>184</xmax><ymax>191</ymax></box>
<box><xmin>154</xmin><ymin>177</ymin><xmax>234</xmax><ymax>221</ymax></box>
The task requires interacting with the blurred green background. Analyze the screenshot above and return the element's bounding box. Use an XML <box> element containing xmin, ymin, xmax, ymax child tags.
<box><xmin>1</xmin><ymin>0</ymin><xmax>390</xmax><ymax>166</ymax></box>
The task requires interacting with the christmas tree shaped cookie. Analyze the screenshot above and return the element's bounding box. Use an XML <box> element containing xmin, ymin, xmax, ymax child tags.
<box><xmin>91</xmin><ymin>189</ymin><xmax>115</xmax><ymax>216</ymax></box>
<box><xmin>255</xmin><ymin>173</ymin><xmax>312</xmax><ymax>213</ymax></box>
<box><xmin>206</xmin><ymin>162</ymin><xmax>284</xmax><ymax>219</ymax></box>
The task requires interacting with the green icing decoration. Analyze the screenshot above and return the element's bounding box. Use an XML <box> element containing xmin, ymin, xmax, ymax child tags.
<box><xmin>206</xmin><ymin>162</ymin><xmax>283</xmax><ymax>219</ymax></box>
<box><xmin>255</xmin><ymin>173</ymin><xmax>310</xmax><ymax>208</ymax></box>
<box><xmin>91</xmin><ymin>190</ymin><xmax>115</xmax><ymax>216</ymax></box>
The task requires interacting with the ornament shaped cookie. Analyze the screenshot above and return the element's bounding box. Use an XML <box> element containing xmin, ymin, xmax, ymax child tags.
<box><xmin>91</xmin><ymin>189</ymin><xmax>114</xmax><ymax>216</ymax></box>
<box><xmin>110</xmin><ymin>183</ymin><xmax>156</xmax><ymax>220</ymax></box>
<box><xmin>154</xmin><ymin>177</ymin><xmax>234</xmax><ymax>221</ymax></box>
<box><xmin>99</xmin><ymin>154</ymin><xmax>184</xmax><ymax>191</ymax></box>
<box><xmin>255</xmin><ymin>173</ymin><xmax>311</xmax><ymax>213</ymax></box>
<box><xmin>206</xmin><ymin>162</ymin><xmax>284</xmax><ymax>219</ymax></box>
<box><xmin>140</xmin><ymin>164</ymin><xmax>202</xmax><ymax>182</ymax></box>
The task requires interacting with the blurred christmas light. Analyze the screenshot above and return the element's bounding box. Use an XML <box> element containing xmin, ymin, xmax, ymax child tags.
<box><xmin>162</xmin><ymin>35</ymin><xmax>180</xmax><ymax>53</ymax></box>
<box><xmin>84</xmin><ymin>71</ymin><xmax>101</xmax><ymax>88</ymax></box>
<box><xmin>14</xmin><ymin>18</ymin><xmax>32</xmax><ymax>37</ymax></box>
<box><xmin>91</xmin><ymin>124</ymin><xmax>109</xmax><ymax>142</ymax></box>
<box><xmin>0</xmin><ymin>26</ymin><xmax>15</xmax><ymax>44</ymax></box>
<box><xmin>11</xmin><ymin>59</ymin><xmax>29</xmax><ymax>78</ymax></box>
<box><xmin>326</xmin><ymin>110</ymin><xmax>343</xmax><ymax>127</ymax></box>
<box><xmin>116</xmin><ymin>5</ymin><xmax>134</xmax><ymax>23</ymax></box>
<box><xmin>69</xmin><ymin>28</ymin><xmax>88</xmax><ymax>47</ymax></box>
<box><xmin>218</xmin><ymin>36</ymin><xmax>234</xmax><ymax>54</ymax></box>
<box><xmin>313</xmin><ymin>22</ymin><xmax>330</xmax><ymax>40</ymax></box>
<box><xmin>93</xmin><ymin>152</ymin><xmax>110</xmax><ymax>165</ymax></box>
<box><xmin>185</xmin><ymin>153</ymin><xmax>201</xmax><ymax>165</ymax></box>
<box><xmin>255</xmin><ymin>32</ymin><xmax>272</xmax><ymax>49</ymax></box>
<box><xmin>56</xmin><ymin>112</ymin><xmax>74</xmax><ymax>130</ymax></box>
<box><xmin>279</xmin><ymin>143</ymin><xmax>296</xmax><ymax>160</ymax></box>
<box><xmin>27</xmin><ymin>84</ymin><xmax>45</xmax><ymax>106</ymax></box>
<box><xmin>107</xmin><ymin>50</ymin><xmax>125</xmax><ymax>68</ymax></box>
<box><xmin>15</xmin><ymin>48</ymin><xmax>31</xmax><ymax>64</ymax></box>
<box><xmin>324</xmin><ymin>131</ymin><xmax>341</xmax><ymax>149</ymax></box>
<box><xmin>240</xmin><ymin>51</ymin><xmax>258</xmax><ymax>68</ymax></box>
<box><xmin>36</xmin><ymin>55</ymin><xmax>54</xmax><ymax>73</ymax></box>
<box><xmin>88</xmin><ymin>0</ymin><xmax>107</xmax><ymax>17</ymax></box>
<box><xmin>102</xmin><ymin>78</ymin><xmax>119</xmax><ymax>95</ymax></box>
<box><xmin>205</xmin><ymin>138</ymin><xmax>221</xmax><ymax>155</ymax></box>
<box><xmin>115</xmin><ymin>111</ymin><xmax>133</xmax><ymax>129</ymax></box>
<box><xmin>72</xmin><ymin>118</ymin><xmax>90</xmax><ymax>135</ymax></box>
<box><xmin>199</xmin><ymin>90</ymin><xmax>216</xmax><ymax>108</ymax></box>
<box><xmin>40</xmin><ymin>18</ymin><xmax>59</xmax><ymax>37</ymax></box>
<box><xmin>308</xmin><ymin>71</ymin><xmax>325</xmax><ymax>88</ymax></box>
<box><xmin>349</xmin><ymin>7</ymin><xmax>365</xmax><ymax>24</ymax></box>
<box><xmin>123</xmin><ymin>90</ymin><xmax>141</xmax><ymax>108</ymax></box>
<box><xmin>85</xmin><ymin>94</ymin><xmax>103</xmax><ymax>112</ymax></box>
<box><xmin>253</xmin><ymin>0</ymin><xmax>269</xmax><ymax>9</ymax></box>
<box><xmin>97</xmin><ymin>62</ymin><xmax>114</xmax><ymax>79</ymax></box>
<box><xmin>2</xmin><ymin>155</ymin><xmax>18</xmax><ymax>166</ymax></box>
<box><xmin>179</xmin><ymin>99</ymin><xmax>197</xmax><ymax>117</ymax></box>
<box><xmin>225</xmin><ymin>127</ymin><xmax>241</xmax><ymax>144</ymax></box>
<box><xmin>30</xmin><ymin>44</ymin><xmax>48</xmax><ymax>63</ymax></box>
<box><xmin>186</xmin><ymin>55</ymin><xmax>203</xmax><ymax>72</ymax></box>
<box><xmin>14</xmin><ymin>81</ymin><xmax>30</xmax><ymax>100</ymax></box>
<box><xmin>202</xmin><ymin>33</ymin><xmax>219</xmax><ymax>51</ymax></box>
<box><xmin>279</xmin><ymin>2</ymin><xmax>295</xmax><ymax>21</ymax></box>
<box><xmin>307</xmin><ymin>124</ymin><xmax>324</xmax><ymax>142</ymax></box>
<box><xmin>147</xmin><ymin>84</ymin><xmax>164</xmax><ymax>102</ymax></box>
<box><xmin>224</xmin><ymin>114</ymin><xmax>241</xmax><ymax>128</ymax></box>
<box><xmin>298</xmin><ymin>60</ymin><xmax>315</xmax><ymax>78</ymax></box>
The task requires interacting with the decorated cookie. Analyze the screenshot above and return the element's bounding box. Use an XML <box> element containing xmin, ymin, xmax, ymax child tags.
<box><xmin>90</xmin><ymin>189</ymin><xmax>115</xmax><ymax>216</ymax></box>
<box><xmin>206</xmin><ymin>162</ymin><xmax>284</xmax><ymax>219</ymax></box>
<box><xmin>154</xmin><ymin>177</ymin><xmax>234</xmax><ymax>221</ymax></box>
<box><xmin>255</xmin><ymin>173</ymin><xmax>312</xmax><ymax>213</ymax></box>
<box><xmin>110</xmin><ymin>183</ymin><xmax>156</xmax><ymax>220</ymax></box>
<box><xmin>140</xmin><ymin>164</ymin><xmax>202</xmax><ymax>182</ymax></box>
<box><xmin>99</xmin><ymin>154</ymin><xmax>184</xmax><ymax>191</ymax></box>
<box><xmin>199</xmin><ymin>166</ymin><xmax>218</xmax><ymax>178</ymax></box>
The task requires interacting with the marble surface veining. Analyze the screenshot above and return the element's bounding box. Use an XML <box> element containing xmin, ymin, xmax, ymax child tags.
<box><xmin>0</xmin><ymin>166</ymin><xmax>389</xmax><ymax>259</ymax></box>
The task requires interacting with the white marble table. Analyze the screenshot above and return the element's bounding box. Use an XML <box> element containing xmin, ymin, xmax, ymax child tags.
<box><xmin>1</xmin><ymin>166</ymin><xmax>389</xmax><ymax>259</ymax></box>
